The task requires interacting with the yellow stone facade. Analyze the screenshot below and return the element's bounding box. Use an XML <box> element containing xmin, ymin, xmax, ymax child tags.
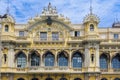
<box><xmin>0</xmin><ymin>3</ymin><xmax>120</xmax><ymax>80</ymax></box>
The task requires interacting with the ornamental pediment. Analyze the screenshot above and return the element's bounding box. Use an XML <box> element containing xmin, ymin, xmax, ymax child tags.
<box><xmin>26</xmin><ymin>3</ymin><xmax>72</xmax><ymax>32</ymax></box>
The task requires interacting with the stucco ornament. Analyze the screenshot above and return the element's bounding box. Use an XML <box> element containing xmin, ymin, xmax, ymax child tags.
<box><xmin>1</xmin><ymin>14</ymin><xmax>15</xmax><ymax>23</ymax></box>
<box><xmin>83</xmin><ymin>13</ymin><xmax>100</xmax><ymax>23</ymax></box>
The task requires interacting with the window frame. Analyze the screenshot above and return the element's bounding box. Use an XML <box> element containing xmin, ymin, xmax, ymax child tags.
<box><xmin>30</xmin><ymin>53</ymin><xmax>40</xmax><ymax>67</ymax></box>
<box><xmin>114</xmin><ymin>34</ymin><xmax>119</xmax><ymax>39</ymax></box>
<box><xmin>52</xmin><ymin>32</ymin><xmax>59</xmax><ymax>40</ymax></box>
<box><xmin>5</xmin><ymin>25</ymin><xmax>9</xmax><ymax>32</ymax></box>
<box><xmin>100</xmin><ymin>54</ymin><xmax>108</xmax><ymax>69</ymax></box>
<box><xmin>17</xmin><ymin>53</ymin><xmax>26</xmax><ymax>68</ymax></box>
<box><xmin>90</xmin><ymin>24</ymin><xmax>94</xmax><ymax>31</ymax></box>
<box><xmin>40</xmin><ymin>32</ymin><xmax>47</xmax><ymax>40</ymax></box>
<box><xmin>72</xmin><ymin>52</ymin><xmax>83</xmax><ymax>68</ymax></box>
<box><xmin>74</xmin><ymin>31</ymin><xmax>80</xmax><ymax>37</ymax></box>
<box><xmin>19</xmin><ymin>31</ymin><xmax>24</xmax><ymax>37</ymax></box>
<box><xmin>44</xmin><ymin>52</ymin><xmax>54</xmax><ymax>66</ymax></box>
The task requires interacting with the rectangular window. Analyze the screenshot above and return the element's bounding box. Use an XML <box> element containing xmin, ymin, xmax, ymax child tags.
<box><xmin>19</xmin><ymin>31</ymin><xmax>24</xmax><ymax>37</ymax></box>
<box><xmin>40</xmin><ymin>32</ymin><xmax>47</xmax><ymax>40</ymax></box>
<box><xmin>52</xmin><ymin>32</ymin><xmax>59</xmax><ymax>40</ymax></box>
<box><xmin>114</xmin><ymin>34</ymin><xmax>119</xmax><ymax>39</ymax></box>
<box><xmin>74</xmin><ymin>31</ymin><xmax>80</xmax><ymax>37</ymax></box>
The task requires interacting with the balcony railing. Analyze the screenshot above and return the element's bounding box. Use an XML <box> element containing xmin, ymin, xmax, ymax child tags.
<box><xmin>113</xmin><ymin>69</ymin><xmax>120</xmax><ymax>72</ymax></box>
<box><xmin>2</xmin><ymin>67</ymin><xmax>120</xmax><ymax>73</ymax></box>
<box><xmin>72</xmin><ymin>68</ymin><xmax>82</xmax><ymax>71</ymax></box>
<box><xmin>59</xmin><ymin>66</ymin><xmax>68</xmax><ymax>70</ymax></box>
<box><xmin>68</xmin><ymin>36</ymin><xmax>83</xmax><ymax>41</ymax></box>
<box><xmin>100</xmin><ymin>69</ymin><xmax>108</xmax><ymax>72</ymax></box>
<box><xmin>33</xmin><ymin>37</ymin><xmax>64</xmax><ymax>42</ymax></box>
<box><xmin>16</xmin><ymin>36</ymin><xmax>28</xmax><ymax>40</ymax></box>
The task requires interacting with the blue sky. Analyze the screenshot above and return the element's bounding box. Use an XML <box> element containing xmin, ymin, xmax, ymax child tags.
<box><xmin>0</xmin><ymin>0</ymin><xmax>120</xmax><ymax>27</ymax></box>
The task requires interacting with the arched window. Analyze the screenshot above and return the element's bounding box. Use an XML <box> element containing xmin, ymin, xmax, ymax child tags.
<box><xmin>90</xmin><ymin>24</ymin><xmax>94</xmax><ymax>31</ymax></box>
<box><xmin>112</xmin><ymin>54</ymin><xmax>120</xmax><ymax>69</ymax></box>
<box><xmin>17</xmin><ymin>52</ymin><xmax>26</xmax><ymax>68</ymax></box>
<box><xmin>18</xmin><ymin>78</ymin><xmax>24</xmax><ymax>80</ymax></box>
<box><xmin>32</xmin><ymin>78</ymin><xmax>39</xmax><ymax>80</ymax></box>
<box><xmin>74</xmin><ymin>78</ymin><xmax>82</xmax><ymax>80</ymax></box>
<box><xmin>58</xmin><ymin>51</ymin><xmax>68</xmax><ymax>67</ymax></box>
<box><xmin>72</xmin><ymin>52</ymin><xmax>83</xmax><ymax>68</ymax></box>
<box><xmin>44</xmin><ymin>51</ymin><xmax>54</xmax><ymax>66</ymax></box>
<box><xmin>60</xmin><ymin>78</ymin><xmax>67</xmax><ymax>80</ymax></box>
<box><xmin>114</xmin><ymin>78</ymin><xmax>120</xmax><ymax>80</ymax></box>
<box><xmin>100</xmin><ymin>54</ymin><xmax>108</xmax><ymax>69</ymax></box>
<box><xmin>46</xmin><ymin>78</ymin><xmax>53</xmax><ymax>80</ymax></box>
<box><xmin>101</xmin><ymin>78</ymin><xmax>107</xmax><ymax>80</ymax></box>
<box><xmin>31</xmin><ymin>52</ymin><xmax>40</xmax><ymax>66</ymax></box>
<box><xmin>5</xmin><ymin>25</ymin><xmax>9</xmax><ymax>32</ymax></box>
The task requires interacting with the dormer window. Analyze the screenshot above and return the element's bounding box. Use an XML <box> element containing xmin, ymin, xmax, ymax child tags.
<box><xmin>90</xmin><ymin>24</ymin><xmax>94</xmax><ymax>31</ymax></box>
<box><xmin>5</xmin><ymin>25</ymin><xmax>9</xmax><ymax>32</ymax></box>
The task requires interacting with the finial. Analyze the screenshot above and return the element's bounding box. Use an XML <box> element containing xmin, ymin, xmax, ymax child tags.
<box><xmin>49</xmin><ymin>2</ymin><xmax>51</xmax><ymax>5</ymax></box>
<box><xmin>90</xmin><ymin>0</ymin><xmax>93</xmax><ymax>14</ymax></box>
<box><xmin>115</xmin><ymin>13</ymin><xmax>119</xmax><ymax>23</ymax></box>
<box><xmin>6</xmin><ymin>0</ymin><xmax>10</xmax><ymax>14</ymax></box>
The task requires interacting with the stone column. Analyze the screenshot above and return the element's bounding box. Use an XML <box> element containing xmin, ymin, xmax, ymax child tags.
<box><xmin>109</xmin><ymin>53</ymin><xmax>112</xmax><ymax>72</ymax></box>
<box><xmin>55</xmin><ymin>50</ymin><xmax>57</xmax><ymax>67</ymax></box>
<box><xmin>110</xmin><ymin>77</ymin><xmax>112</xmax><ymax>80</ymax></box>
<box><xmin>69</xmin><ymin>50</ymin><xmax>72</xmax><ymax>69</ymax></box>
<box><xmin>41</xmin><ymin>50</ymin><xmax>44</xmax><ymax>67</ymax></box>
<box><xmin>9</xmin><ymin>74</ymin><xmax>14</xmax><ymax>80</ymax></box>
<box><xmin>84</xmin><ymin>74</ymin><xmax>89</xmax><ymax>80</ymax></box>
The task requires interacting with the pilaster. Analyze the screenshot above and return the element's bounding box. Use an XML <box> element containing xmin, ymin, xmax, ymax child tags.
<box><xmin>8</xmin><ymin>45</ymin><xmax>15</xmax><ymax>68</ymax></box>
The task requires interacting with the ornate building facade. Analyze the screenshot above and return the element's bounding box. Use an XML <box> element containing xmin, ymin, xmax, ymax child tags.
<box><xmin>0</xmin><ymin>3</ymin><xmax>120</xmax><ymax>80</ymax></box>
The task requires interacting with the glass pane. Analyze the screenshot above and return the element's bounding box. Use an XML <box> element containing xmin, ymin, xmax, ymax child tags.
<box><xmin>19</xmin><ymin>31</ymin><xmax>24</xmax><ymax>37</ymax></box>
<box><xmin>90</xmin><ymin>24</ymin><xmax>94</xmax><ymax>31</ymax></box>
<box><xmin>58</xmin><ymin>52</ymin><xmax>68</xmax><ymax>66</ymax></box>
<box><xmin>72</xmin><ymin>52</ymin><xmax>82</xmax><ymax>68</ymax></box>
<box><xmin>100</xmin><ymin>55</ymin><xmax>108</xmax><ymax>69</ymax></box>
<box><xmin>112</xmin><ymin>56</ymin><xmax>120</xmax><ymax>69</ymax></box>
<box><xmin>45</xmin><ymin>52</ymin><xmax>54</xmax><ymax>66</ymax></box>
<box><xmin>40</xmin><ymin>32</ymin><xmax>47</xmax><ymax>40</ymax></box>
<box><xmin>114</xmin><ymin>34</ymin><xmax>119</xmax><ymax>39</ymax></box>
<box><xmin>31</xmin><ymin>53</ymin><xmax>40</xmax><ymax>66</ymax></box>
<box><xmin>52</xmin><ymin>32</ymin><xmax>59</xmax><ymax>40</ymax></box>
<box><xmin>5</xmin><ymin>25</ymin><xmax>9</xmax><ymax>32</ymax></box>
<box><xmin>17</xmin><ymin>53</ymin><xmax>26</xmax><ymax>68</ymax></box>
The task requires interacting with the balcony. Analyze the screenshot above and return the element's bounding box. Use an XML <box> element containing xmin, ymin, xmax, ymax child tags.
<box><xmin>27</xmin><ymin>66</ymin><xmax>84</xmax><ymax>73</ymax></box>
<box><xmin>16</xmin><ymin>36</ymin><xmax>31</xmax><ymax>43</ymax></box>
<box><xmin>113</xmin><ymin>69</ymin><xmax>120</xmax><ymax>72</ymax></box>
<box><xmin>72</xmin><ymin>68</ymin><xmax>82</xmax><ymax>72</ymax></box>
<box><xmin>100</xmin><ymin>69</ymin><xmax>108</xmax><ymax>72</ymax></box>
<box><xmin>59</xmin><ymin>66</ymin><xmax>68</xmax><ymax>70</ymax></box>
<box><xmin>1</xmin><ymin>35</ymin><xmax>16</xmax><ymax>41</ymax></box>
<box><xmin>68</xmin><ymin>36</ymin><xmax>83</xmax><ymax>43</ymax></box>
<box><xmin>33</xmin><ymin>37</ymin><xmax>64</xmax><ymax>43</ymax></box>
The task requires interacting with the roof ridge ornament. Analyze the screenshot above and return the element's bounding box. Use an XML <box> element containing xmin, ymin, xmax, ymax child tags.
<box><xmin>41</xmin><ymin>2</ymin><xmax>58</xmax><ymax>16</ymax></box>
